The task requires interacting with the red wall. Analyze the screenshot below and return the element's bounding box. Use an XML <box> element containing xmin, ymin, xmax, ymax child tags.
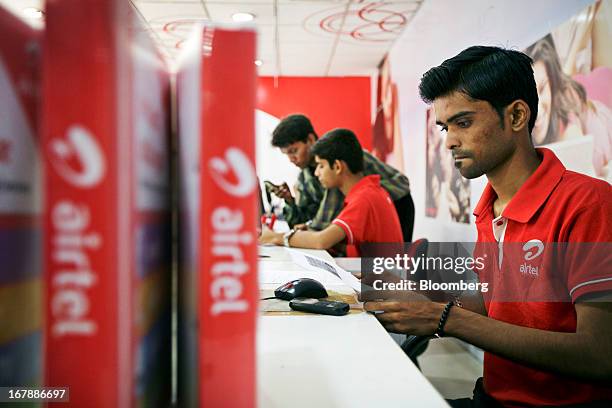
<box><xmin>256</xmin><ymin>76</ymin><xmax>372</xmax><ymax>150</ymax></box>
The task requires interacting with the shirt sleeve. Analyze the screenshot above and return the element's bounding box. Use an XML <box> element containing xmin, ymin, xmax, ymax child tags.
<box><xmin>565</xmin><ymin>196</ymin><xmax>612</xmax><ymax>302</ymax></box>
<box><xmin>309</xmin><ymin>188</ymin><xmax>344</xmax><ymax>231</ymax></box>
<box><xmin>363</xmin><ymin>150</ymin><xmax>411</xmax><ymax>201</ymax></box>
<box><xmin>332</xmin><ymin>198</ymin><xmax>370</xmax><ymax>246</ymax></box>
<box><xmin>282</xmin><ymin>175</ymin><xmax>318</xmax><ymax>227</ymax></box>
<box><xmin>282</xmin><ymin>202</ymin><xmax>309</xmax><ymax>227</ymax></box>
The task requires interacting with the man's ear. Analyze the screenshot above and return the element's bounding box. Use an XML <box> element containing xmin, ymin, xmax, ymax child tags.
<box><xmin>307</xmin><ymin>133</ymin><xmax>317</xmax><ymax>145</ymax></box>
<box><xmin>332</xmin><ymin>159</ymin><xmax>344</xmax><ymax>175</ymax></box>
<box><xmin>507</xmin><ymin>100</ymin><xmax>530</xmax><ymax>132</ymax></box>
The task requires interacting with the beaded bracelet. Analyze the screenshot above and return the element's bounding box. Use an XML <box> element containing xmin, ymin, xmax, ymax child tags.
<box><xmin>434</xmin><ymin>301</ymin><xmax>454</xmax><ymax>338</ymax></box>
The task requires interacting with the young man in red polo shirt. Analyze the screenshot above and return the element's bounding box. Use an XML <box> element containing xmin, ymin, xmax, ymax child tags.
<box><xmin>364</xmin><ymin>46</ymin><xmax>612</xmax><ymax>407</ymax></box>
<box><xmin>259</xmin><ymin>128</ymin><xmax>403</xmax><ymax>256</ymax></box>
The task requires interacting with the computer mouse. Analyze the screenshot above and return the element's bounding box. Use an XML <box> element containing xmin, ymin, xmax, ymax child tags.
<box><xmin>274</xmin><ymin>278</ymin><xmax>328</xmax><ymax>301</ymax></box>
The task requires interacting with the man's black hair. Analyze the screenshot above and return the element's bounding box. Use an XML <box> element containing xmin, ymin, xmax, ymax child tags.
<box><xmin>271</xmin><ymin>114</ymin><xmax>317</xmax><ymax>147</ymax></box>
<box><xmin>311</xmin><ymin>128</ymin><xmax>364</xmax><ymax>174</ymax></box>
<box><xmin>419</xmin><ymin>46</ymin><xmax>539</xmax><ymax>133</ymax></box>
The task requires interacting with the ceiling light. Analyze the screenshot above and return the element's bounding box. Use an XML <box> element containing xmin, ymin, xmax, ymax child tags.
<box><xmin>232</xmin><ymin>12</ymin><xmax>255</xmax><ymax>23</ymax></box>
<box><xmin>254</xmin><ymin>60</ymin><xmax>263</xmax><ymax>67</ymax></box>
<box><xmin>23</xmin><ymin>7</ymin><xmax>44</xmax><ymax>19</ymax></box>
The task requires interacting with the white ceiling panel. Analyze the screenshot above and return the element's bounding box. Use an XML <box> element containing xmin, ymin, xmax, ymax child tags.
<box><xmin>135</xmin><ymin>2</ymin><xmax>207</xmax><ymax>20</ymax></box>
<box><xmin>275</xmin><ymin>24</ymin><xmax>330</xmax><ymax>43</ymax></box>
<box><xmin>0</xmin><ymin>0</ymin><xmax>424</xmax><ymax>76</ymax></box>
<box><xmin>135</xmin><ymin>0</ymin><xmax>424</xmax><ymax>76</ymax></box>
<box><xmin>277</xmin><ymin>3</ymin><xmax>340</xmax><ymax>26</ymax></box>
<box><xmin>206</xmin><ymin>3</ymin><xmax>275</xmax><ymax>24</ymax></box>
<box><xmin>333</xmin><ymin>41</ymin><xmax>395</xmax><ymax>56</ymax></box>
<box><xmin>136</xmin><ymin>1</ymin><xmax>207</xmax><ymax>60</ymax></box>
<box><xmin>0</xmin><ymin>0</ymin><xmax>44</xmax><ymax>28</ymax></box>
<box><xmin>278</xmin><ymin>42</ymin><xmax>334</xmax><ymax>56</ymax></box>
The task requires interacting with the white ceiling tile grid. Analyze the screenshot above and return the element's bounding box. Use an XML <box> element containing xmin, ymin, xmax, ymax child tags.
<box><xmin>0</xmin><ymin>0</ymin><xmax>425</xmax><ymax>76</ymax></box>
<box><xmin>134</xmin><ymin>0</ymin><xmax>424</xmax><ymax>76</ymax></box>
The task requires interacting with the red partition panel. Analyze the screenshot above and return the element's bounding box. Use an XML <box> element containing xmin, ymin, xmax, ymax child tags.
<box><xmin>42</xmin><ymin>1</ymin><xmax>171</xmax><ymax>406</ymax></box>
<box><xmin>177</xmin><ymin>25</ymin><xmax>258</xmax><ymax>407</ymax></box>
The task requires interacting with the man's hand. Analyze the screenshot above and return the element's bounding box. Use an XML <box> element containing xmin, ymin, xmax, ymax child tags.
<box><xmin>293</xmin><ymin>223</ymin><xmax>309</xmax><ymax>231</ymax></box>
<box><xmin>361</xmin><ymin>271</ymin><xmax>444</xmax><ymax>336</ymax></box>
<box><xmin>360</xmin><ymin>268</ymin><xmax>451</xmax><ymax>304</ymax></box>
<box><xmin>271</xmin><ymin>182</ymin><xmax>294</xmax><ymax>204</ymax></box>
<box><xmin>364</xmin><ymin>299</ymin><xmax>445</xmax><ymax>336</ymax></box>
<box><xmin>258</xmin><ymin>226</ymin><xmax>283</xmax><ymax>246</ymax></box>
<box><xmin>360</xmin><ymin>270</ymin><xmax>401</xmax><ymax>288</ymax></box>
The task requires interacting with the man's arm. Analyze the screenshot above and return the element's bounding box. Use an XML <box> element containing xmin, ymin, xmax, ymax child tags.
<box><xmin>289</xmin><ymin>224</ymin><xmax>346</xmax><ymax>250</ymax></box>
<box><xmin>448</xmin><ymin>291</ymin><xmax>487</xmax><ymax>316</ymax></box>
<box><xmin>365</xmin><ymin>297</ymin><xmax>612</xmax><ymax>382</ymax></box>
<box><xmin>259</xmin><ymin>224</ymin><xmax>346</xmax><ymax>251</ymax></box>
<box><xmin>282</xmin><ymin>183</ymin><xmax>315</xmax><ymax>227</ymax></box>
<box><xmin>363</xmin><ymin>150</ymin><xmax>411</xmax><ymax>201</ymax></box>
<box><xmin>307</xmin><ymin>188</ymin><xmax>344</xmax><ymax>231</ymax></box>
<box><xmin>360</xmin><ymin>271</ymin><xmax>488</xmax><ymax>316</ymax></box>
<box><xmin>282</xmin><ymin>175</ymin><xmax>321</xmax><ymax>227</ymax></box>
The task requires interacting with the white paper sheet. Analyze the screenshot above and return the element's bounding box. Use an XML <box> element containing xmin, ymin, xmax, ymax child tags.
<box><xmin>286</xmin><ymin>248</ymin><xmax>362</xmax><ymax>293</ymax></box>
<box><xmin>258</xmin><ymin>260</ymin><xmax>346</xmax><ymax>286</ymax></box>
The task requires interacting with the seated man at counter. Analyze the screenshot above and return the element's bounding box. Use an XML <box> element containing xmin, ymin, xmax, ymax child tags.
<box><xmin>269</xmin><ymin>114</ymin><xmax>414</xmax><ymax>243</ymax></box>
<box><xmin>365</xmin><ymin>46</ymin><xmax>612</xmax><ymax>407</ymax></box>
<box><xmin>259</xmin><ymin>128</ymin><xmax>403</xmax><ymax>256</ymax></box>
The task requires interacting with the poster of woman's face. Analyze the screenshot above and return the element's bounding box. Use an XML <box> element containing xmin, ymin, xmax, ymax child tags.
<box><xmin>525</xmin><ymin>34</ymin><xmax>590</xmax><ymax>147</ymax></box>
<box><xmin>425</xmin><ymin>107</ymin><xmax>471</xmax><ymax>224</ymax></box>
<box><xmin>524</xmin><ymin>0</ymin><xmax>612</xmax><ymax>181</ymax></box>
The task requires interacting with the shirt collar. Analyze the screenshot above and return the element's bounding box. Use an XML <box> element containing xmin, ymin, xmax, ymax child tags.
<box><xmin>345</xmin><ymin>174</ymin><xmax>380</xmax><ymax>203</ymax></box>
<box><xmin>473</xmin><ymin>183</ymin><xmax>496</xmax><ymax>220</ymax></box>
<box><xmin>473</xmin><ymin>148</ymin><xmax>565</xmax><ymax>223</ymax></box>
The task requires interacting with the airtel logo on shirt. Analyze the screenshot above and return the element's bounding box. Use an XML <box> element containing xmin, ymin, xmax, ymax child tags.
<box><xmin>48</xmin><ymin>125</ymin><xmax>106</xmax><ymax>188</ymax></box>
<box><xmin>209</xmin><ymin>147</ymin><xmax>256</xmax><ymax>197</ymax></box>
<box><xmin>523</xmin><ymin>239</ymin><xmax>544</xmax><ymax>260</ymax></box>
<box><xmin>520</xmin><ymin>239</ymin><xmax>545</xmax><ymax>278</ymax></box>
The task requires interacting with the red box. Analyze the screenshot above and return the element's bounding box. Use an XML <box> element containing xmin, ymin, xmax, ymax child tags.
<box><xmin>0</xmin><ymin>5</ymin><xmax>43</xmax><ymax>389</ymax></box>
<box><xmin>42</xmin><ymin>1</ymin><xmax>171</xmax><ymax>406</ymax></box>
<box><xmin>177</xmin><ymin>25</ymin><xmax>258</xmax><ymax>407</ymax></box>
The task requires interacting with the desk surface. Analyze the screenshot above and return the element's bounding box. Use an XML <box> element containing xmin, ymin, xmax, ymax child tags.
<box><xmin>257</xmin><ymin>246</ymin><xmax>448</xmax><ymax>407</ymax></box>
<box><xmin>259</xmin><ymin>244</ymin><xmax>335</xmax><ymax>262</ymax></box>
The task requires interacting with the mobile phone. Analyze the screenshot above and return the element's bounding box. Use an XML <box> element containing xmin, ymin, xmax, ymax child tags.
<box><xmin>289</xmin><ymin>298</ymin><xmax>350</xmax><ymax>316</ymax></box>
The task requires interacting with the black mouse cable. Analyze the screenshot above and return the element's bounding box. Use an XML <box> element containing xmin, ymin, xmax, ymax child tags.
<box><xmin>260</xmin><ymin>296</ymin><xmax>277</xmax><ymax>300</ymax></box>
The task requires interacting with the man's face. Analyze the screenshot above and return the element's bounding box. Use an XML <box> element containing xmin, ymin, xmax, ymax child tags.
<box><xmin>433</xmin><ymin>91</ymin><xmax>516</xmax><ymax>179</ymax></box>
<box><xmin>314</xmin><ymin>156</ymin><xmax>339</xmax><ymax>188</ymax></box>
<box><xmin>280</xmin><ymin>134</ymin><xmax>315</xmax><ymax>169</ymax></box>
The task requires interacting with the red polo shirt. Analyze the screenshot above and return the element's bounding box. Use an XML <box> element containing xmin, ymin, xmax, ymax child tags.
<box><xmin>332</xmin><ymin>175</ymin><xmax>403</xmax><ymax>256</ymax></box>
<box><xmin>473</xmin><ymin>148</ymin><xmax>612</xmax><ymax>407</ymax></box>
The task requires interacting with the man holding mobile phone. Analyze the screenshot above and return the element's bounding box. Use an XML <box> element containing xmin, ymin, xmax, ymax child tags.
<box><xmin>365</xmin><ymin>45</ymin><xmax>612</xmax><ymax>407</ymax></box>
